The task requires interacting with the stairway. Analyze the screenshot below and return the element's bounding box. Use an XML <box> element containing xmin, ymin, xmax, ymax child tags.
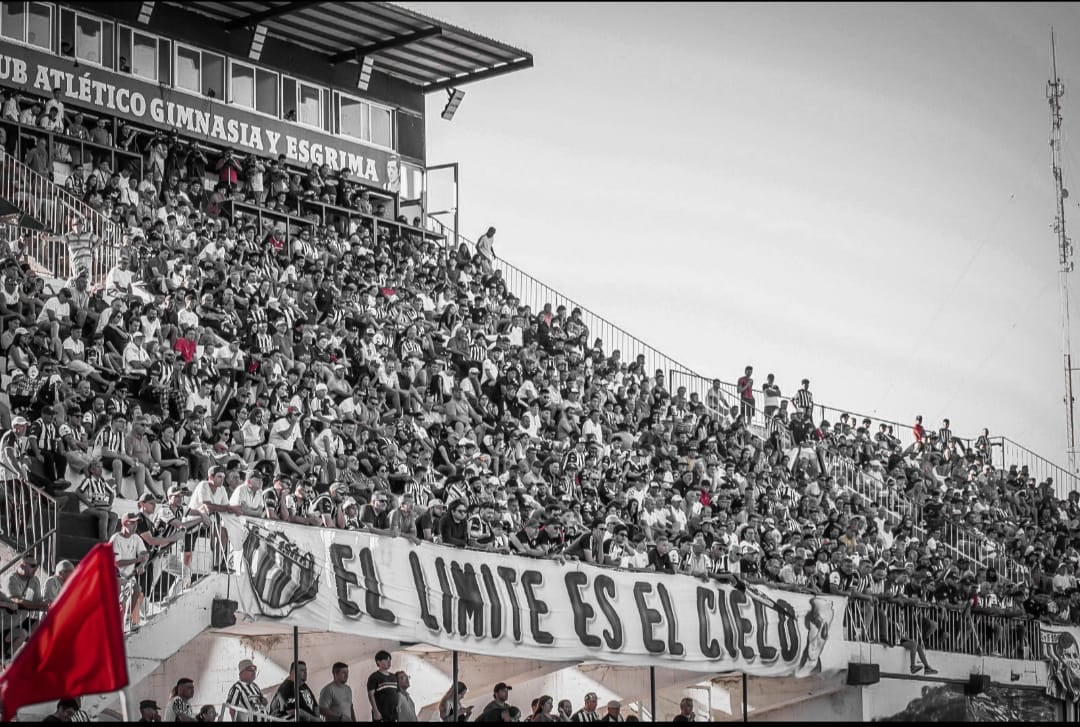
<box><xmin>0</xmin><ymin>149</ymin><xmax>126</xmax><ymax>281</ymax></box>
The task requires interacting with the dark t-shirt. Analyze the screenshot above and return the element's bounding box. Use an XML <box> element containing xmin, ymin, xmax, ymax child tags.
<box><xmin>366</xmin><ymin>669</ymin><xmax>398</xmax><ymax>721</ymax></box>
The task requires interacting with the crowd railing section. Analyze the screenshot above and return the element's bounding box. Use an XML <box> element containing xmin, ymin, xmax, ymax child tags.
<box><xmin>0</xmin><ymin>476</ymin><xmax>57</xmax><ymax>576</ymax></box>
<box><xmin>227</xmin><ymin>199</ymin><xmax>443</xmax><ymax>247</ymax></box>
<box><xmin>996</xmin><ymin>436</ymin><xmax>1080</xmax><ymax>500</ymax></box>
<box><xmin>420</xmin><ymin>225</ymin><xmax>1050</xmax><ymax>587</ymax></box>
<box><xmin>118</xmin><ymin>516</ymin><xmax>231</xmax><ymax>636</ymax></box>
<box><xmin>0</xmin><ymin>147</ymin><xmax>127</xmax><ymax>246</ymax></box>
<box><xmin>426</xmin><ymin>217</ymin><xmax>706</xmax><ymax>385</ymax></box>
<box><xmin>843</xmin><ymin>592</ymin><xmax>1039</xmax><ymax>661</ymax></box>
<box><xmin>0</xmin><ymin>116</ymin><xmax>146</xmax><ymax>185</ymax></box>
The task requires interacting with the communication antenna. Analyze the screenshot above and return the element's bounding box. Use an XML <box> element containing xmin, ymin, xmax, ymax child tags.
<box><xmin>1048</xmin><ymin>28</ymin><xmax>1078</xmax><ymax>472</ymax></box>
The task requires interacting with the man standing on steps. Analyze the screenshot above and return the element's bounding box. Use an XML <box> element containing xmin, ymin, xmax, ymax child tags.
<box><xmin>476</xmin><ymin>226</ymin><xmax>496</xmax><ymax>272</ymax></box>
<box><xmin>736</xmin><ymin>366</ymin><xmax>755</xmax><ymax>421</ymax></box>
<box><xmin>762</xmin><ymin>373</ymin><xmax>782</xmax><ymax>418</ymax></box>
<box><xmin>793</xmin><ymin>378</ymin><xmax>814</xmax><ymax>423</ymax></box>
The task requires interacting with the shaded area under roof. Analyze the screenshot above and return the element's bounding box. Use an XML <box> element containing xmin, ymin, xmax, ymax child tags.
<box><xmin>167</xmin><ymin>1</ymin><xmax>533</xmax><ymax>92</ymax></box>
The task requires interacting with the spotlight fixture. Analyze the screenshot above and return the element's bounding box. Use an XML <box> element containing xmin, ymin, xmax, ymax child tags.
<box><xmin>441</xmin><ymin>88</ymin><xmax>465</xmax><ymax>121</ymax></box>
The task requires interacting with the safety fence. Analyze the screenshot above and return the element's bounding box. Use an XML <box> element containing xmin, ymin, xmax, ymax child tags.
<box><xmin>225</xmin><ymin>199</ymin><xmax>442</xmax><ymax>247</ymax></box>
<box><xmin>118</xmin><ymin>516</ymin><xmax>231</xmax><ymax>636</ymax></box>
<box><xmin>0</xmin><ymin>477</ymin><xmax>57</xmax><ymax>575</ymax></box>
<box><xmin>843</xmin><ymin>594</ymin><xmax>1039</xmax><ymax>661</ymax></box>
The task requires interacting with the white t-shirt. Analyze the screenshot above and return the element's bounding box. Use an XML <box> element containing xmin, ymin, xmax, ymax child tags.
<box><xmin>109</xmin><ymin>532</ymin><xmax>147</xmax><ymax>578</ymax></box>
<box><xmin>230</xmin><ymin>485</ymin><xmax>266</xmax><ymax>516</ymax></box>
<box><xmin>37</xmin><ymin>296</ymin><xmax>71</xmax><ymax>326</ymax></box>
<box><xmin>189</xmin><ymin>480</ymin><xmax>229</xmax><ymax>512</ymax></box>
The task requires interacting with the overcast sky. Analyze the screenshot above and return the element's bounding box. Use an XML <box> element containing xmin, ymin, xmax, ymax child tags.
<box><xmin>405</xmin><ymin>2</ymin><xmax>1080</xmax><ymax>469</ymax></box>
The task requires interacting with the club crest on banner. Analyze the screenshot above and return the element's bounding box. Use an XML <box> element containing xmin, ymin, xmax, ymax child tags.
<box><xmin>1041</xmin><ymin>625</ymin><xmax>1080</xmax><ymax>703</ymax></box>
<box><xmin>242</xmin><ymin>523</ymin><xmax>320</xmax><ymax>618</ymax></box>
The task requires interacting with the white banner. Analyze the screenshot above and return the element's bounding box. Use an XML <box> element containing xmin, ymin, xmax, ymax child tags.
<box><xmin>221</xmin><ymin>515</ymin><xmax>847</xmax><ymax>675</ymax></box>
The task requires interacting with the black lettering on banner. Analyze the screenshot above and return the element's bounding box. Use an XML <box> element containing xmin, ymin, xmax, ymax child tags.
<box><xmin>357</xmin><ymin>547</ymin><xmax>395</xmax><ymax>623</ymax></box>
<box><xmin>594</xmin><ymin>574</ymin><xmax>624</xmax><ymax>650</ymax></box>
<box><xmin>697</xmin><ymin>587</ymin><xmax>721</xmax><ymax>659</ymax></box>
<box><xmin>435</xmin><ymin>557</ymin><xmax>454</xmax><ymax>633</ymax></box>
<box><xmin>776</xmin><ymin>599</ymin><xmax>800</xmax><ymax>662</ymax></box>
<box><xmin>656</xmin><ymin>584</ymin><xmax>684</xmax><ymax>656</ymax></box>
<box><xmin>328</xmin><ymin>544</ymin><xmax>361</xmax><ymax>618</ymax></box>
<box><xmin>408</xmin><ymin>551</ymin><xmax>440</xmax><ymax>632</ymax></box>
<box><xmin>480</xmin><ymin>564</ymin><xmax>503</xmax><ymax>639</ymax></box>
<box><xmin>521</xmin><ymin>570</ymin><xmax>554</xmax><ymax>645</ymax></box>
<box><xmin>451</xmin><ymin>562</ymin><xmax>485</xmax><ymax>637</ymax></box>
<box><xmin>717</xmin><ymin>587</ymin><xmax>737</xmax><ymax>658</ymax></box>
<box><xmin>752</xmin><ymin>598</ymin><xmax>778</xmax><ymax>663</ymax></box>
<box><xmin>633</xmin><ymin>582</ymin><xmax>666</xmax><ymax>654</ymax></box>
<box><xmin>565</xmin><ymin>572</ymin><xmax>601</xmax><ymax>648</ymax></box>
<box><xmin>497</xmin><ymin>566</ymin><xmax>524</xmax><ymax>642</ymax></box>
<box><xmin>729</xmin><ymin>588</ymin><xmax>756</xmax><ymax>661</ymax></box>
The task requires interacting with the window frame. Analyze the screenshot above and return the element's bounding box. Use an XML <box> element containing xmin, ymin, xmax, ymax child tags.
<box><xmin>72</xmin><ymin>11</ymin><xmax>104</xmax><ymax>66</ymax></box>
<box><xmin>173</xmin><ymin>42</ymin><xmax>203</xmax><ymax>94</ymax></box>
<box><xmin>117</xmin><ymin>24</ymin><xmax>161</xmax><ymax>82</ymax></box>
<box><xmin>333</xmin><ymin>90</ymin><xmax>395</xmax><ymax>150</ymax></box>
<box><xmin>228</xmin><ymin>58</ymin><xmax>257</xmax><ymax>109</ymax></box>
<box><xmin>1</xmin><ymin>1</ymin><xmax>53</xmax><ymax>52</ymax></box>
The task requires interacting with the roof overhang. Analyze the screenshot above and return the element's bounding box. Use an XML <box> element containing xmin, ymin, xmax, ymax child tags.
<box><xmin>169</xmin><ymin>1</ymin><xmax>533</xmax><ymax>92</ymax></box>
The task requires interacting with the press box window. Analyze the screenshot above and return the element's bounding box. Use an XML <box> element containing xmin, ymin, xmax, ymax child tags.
<box><xmin>176</xmin><ymin>45</ymin><xmax>225</xmax><ymax>98</ymax></box>
<box><xmin>118</xmin><ymin>26</ymin><xmax>160</xmax><ymax>81</ymax></box>
<box><xmin>1</xmin><ymin>2</ymin><xmax>52</xmax><ymax>51</ymax></box>
<box><xmin>229</xmin><ymin>62</ymin><xmax>278</xmax><ymax>116</ymax></box>
<box><xmin>335</xmin><ymin>93</ymin><xmax>394</xmax><ymax>148</ymax></box>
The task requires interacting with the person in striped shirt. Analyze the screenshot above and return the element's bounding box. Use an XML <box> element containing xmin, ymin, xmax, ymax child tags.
<box><xmin>227</xmin><ymin>659</ymin><xmax>270</xmax><ymax>722</ymax></box>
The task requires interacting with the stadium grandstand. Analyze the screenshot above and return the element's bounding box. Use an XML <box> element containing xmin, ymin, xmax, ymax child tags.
<box><xmin>0</xmin><ymin>1</ymin><xmax>1075</xmax><ymax>722</ymax></box>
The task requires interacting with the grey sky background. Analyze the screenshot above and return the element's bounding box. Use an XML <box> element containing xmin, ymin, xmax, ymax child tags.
<box><xmin>406</xmin><ymin>2</ymin><xmax>1080</xmax><ymax>466</ymax></box>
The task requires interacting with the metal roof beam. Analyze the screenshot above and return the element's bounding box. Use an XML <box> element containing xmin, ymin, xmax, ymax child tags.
<box><xmin>224</xmin><ymin>1</ymin><xmax>321</xmax><ymax>30</ymax></box>
<box><xmin>327</xmin><ymin>26</ymin><xmax>442</xmax><ymax>65</ymax></box>
<box><xmin>424</xmin><ymin>57</ymin><xmax>534</xmax><ymax>93</ymax></box>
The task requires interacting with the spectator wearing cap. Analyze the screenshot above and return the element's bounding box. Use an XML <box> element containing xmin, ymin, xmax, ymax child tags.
<box><xmin>189</xmin><ymin>465</ymin><xmax>242</xmax><ymax>567</ymax></box>
<box><xmin>7</xmin><ymin>555</ymin><xmax>48</xmax><ymax>633</ymax></box>
<box><xmin>571</xmin><ymin>692</ymin><xmax>599</xmax><ymax>722</ymax></box>
<box><xmin>227</xmin><ymin>659</ymin><xmax>269</xmax><ymax>722</ymax></box>
<box><xmin>138</xmin><ymin>699</ymin><xmax>161</xmax><ymax>722</ymax></box>
<box><xmin>416</xmin><ymin>499</ymin><xmax>446</xmax><ymax>542</ymax></box>
<box><xmin>481</xmin><ymin>682</ymin><xmax>514</xmax><ymax>720</ymax></box>
<box><xmin>601</xmin><ymin>700</ymin><xmax>623</xmax><ymax>722</ymax></box>
<box><xmin>110</xmin><ymin>512</ymin><xmax>148</xmax><ymax>626</ymax></box>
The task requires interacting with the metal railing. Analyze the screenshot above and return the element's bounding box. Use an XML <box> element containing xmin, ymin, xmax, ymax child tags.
<box><xmin>0</xmin><ymin>477</ymin><xmax>57</xmax><ymax>575</ymax></box>
<box><xmin>119</xmin><ymin>516</ymin><xmax>230</xmax><ymax>635</ymax></box>
<box><xmin>427</xmin><ymin>217</ymin><xmax>706</xmax><ymax>383</ymax></box>
<box><xmin>227</xmin><ymin>199</ymin><xmax>442</xmax><ymax>247</ymax></box>
<box><xmin>843</xmin><ymin>594</ymin><xmax>1039</xmax><ymax>661</ymax></box>
<box><xmin>425</xmin><ymin>218</ymin><xmax>1055</xmax><ymax>588</ymax></box>
<box><xmin>0</xmin><ymin>149</ymin><xmax>127</xmax><ymax>249</ymax></box>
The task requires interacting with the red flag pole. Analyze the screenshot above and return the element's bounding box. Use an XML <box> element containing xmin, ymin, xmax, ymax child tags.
<box><xmin>0</xmin><ymin>543</ymin><xmax>129</xmax><ymax>721</ymax></box>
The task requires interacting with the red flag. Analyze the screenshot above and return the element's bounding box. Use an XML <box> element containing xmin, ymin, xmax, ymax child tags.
<box><xmin>0</xmin><ymin>543</ymin><xmax>128</xmax><ymax>720</ymax></box>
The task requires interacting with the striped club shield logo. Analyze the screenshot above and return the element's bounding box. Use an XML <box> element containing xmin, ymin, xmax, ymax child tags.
<box><xmin>242</xmin><ymin>524</ymin><xmax>320</xmax><ymax>618</ymax></box>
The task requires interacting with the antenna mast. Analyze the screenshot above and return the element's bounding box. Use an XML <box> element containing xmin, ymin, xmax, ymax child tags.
<box><xmin>1048</xmin><ymin>28</ymin><xmax>1077</xmax><ymax>472</ymax></box>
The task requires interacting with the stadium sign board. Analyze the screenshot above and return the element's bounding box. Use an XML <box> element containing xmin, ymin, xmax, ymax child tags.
<box><xmin>0</xmin><ymin>43</ymin><xmax>399</xmax><ymax>187</ymax></box>
<box><xmin>222</xmin><ymin>515</ymin><xmax>847</xmax><ymax>675</ymax></box>
<box><xmin>1041</xmin><ymin>623</ymin><xmax>1080</xmax><ymax>703</ymax></box>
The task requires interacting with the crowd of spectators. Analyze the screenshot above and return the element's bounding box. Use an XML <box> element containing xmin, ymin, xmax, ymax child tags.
<box><xmin>125</xmin><ymin>652</ymin><xmax>690</xmax><ymax>722</ymax></box>
<box><xmin>1</xmin><ymin>86</ymin><xmax>419</xmax><ymax>240</ymax></box>
<box><xmin>0</xmin><ymin>86</ymin><xmax>1078</xmax><ymax>674</ymax></box>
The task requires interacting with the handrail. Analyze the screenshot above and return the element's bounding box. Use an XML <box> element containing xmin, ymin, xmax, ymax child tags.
<box><xmin>0</xmin><ymin>150</ymin><xmax>127</xmax><ymax>284</ymax></box>
<box><xmin>0</xmin><ymin>147</ymin><xmax>127</xmax><ymax>247</ymax></box>
<box><xmin>428</xmin><ymin>217</ymin><xmax>706</xmax><ymax>381</ymax></box>
<box><xmin>843</xmin><ymin>594</ymin><xmax>1038</xmax><ymax>661</ymax></box>
<box><xmin>227</xmin><ymin>199</ymin><xmax>442</xmax><ymax>246</ymax></box>
<box><xmin>0</xmin><ymin>477</ymin><xmax>57</xmax><ymax>577</ymax></box>
<box><xmin>119</xmin><ymin>516</ymin><xmax>231</xmax><ymax>635</ymax></box>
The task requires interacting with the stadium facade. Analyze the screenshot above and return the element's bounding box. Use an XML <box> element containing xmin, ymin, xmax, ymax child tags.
<box><xmin>0</xmin><ymin>1</ymin><xmax>1076</xmax><ymax>722</ymax></box>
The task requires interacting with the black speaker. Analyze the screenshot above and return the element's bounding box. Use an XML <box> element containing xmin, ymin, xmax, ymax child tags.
<box><xmin>846</xmin><ymin>662</ymin><xmax>880</xmax><ymax>685</ymax></box>
<box><xmin>965</xmin><ymin>674</ymin><xmax>990</xmax><ymax>695</ymax></box>
<box><xmin>211</xmin><ymin>598</ymin><xmax>238</xmax><ymax>628</ymax></box>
